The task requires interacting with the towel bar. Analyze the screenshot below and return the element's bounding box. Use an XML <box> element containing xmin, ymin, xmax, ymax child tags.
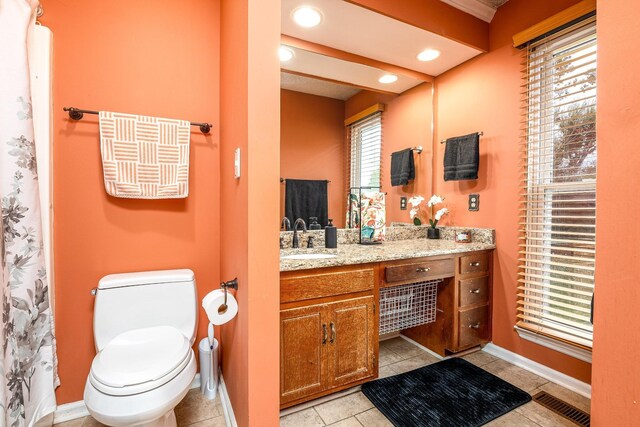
<box><xmin>440</xmin><ymin>131</ymin><xmax>483</xmax><ymax>144</ymax></box>
<box><xmin>63</xmin><ymin>107</ymin><xmax>213</xmax><ymax>134</ymax></box>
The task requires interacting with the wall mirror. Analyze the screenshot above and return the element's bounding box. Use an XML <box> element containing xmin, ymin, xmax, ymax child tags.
<box><xmin>279</xmin><ymin>0</ymin><xmax>484</xmax><ymax>232</ymax></box>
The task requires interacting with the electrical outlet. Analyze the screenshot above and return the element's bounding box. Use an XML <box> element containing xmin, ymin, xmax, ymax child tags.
<box><xmin>469</xmin><ymin>194</ymin><xmax>480</xmax><ymax>211</ymax></box>
<box><xmin>400</xmin><ymin>197</ymin><xmax>407</xmax><ymax>210</ymax></box>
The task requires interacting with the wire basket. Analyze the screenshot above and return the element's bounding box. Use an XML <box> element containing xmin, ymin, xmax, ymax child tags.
<box><xmin>379</xmin><ymin>280</ymin><xmax>440</xmax><ymax>334</ymax></box>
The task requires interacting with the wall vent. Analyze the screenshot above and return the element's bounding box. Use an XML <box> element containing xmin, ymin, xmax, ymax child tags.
<box><xmin>532</xmin><ymin>391</ymin><xmax>590</xmax><ymax>427</ymax></box>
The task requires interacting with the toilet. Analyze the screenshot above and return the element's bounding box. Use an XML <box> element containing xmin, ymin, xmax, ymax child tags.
<box><xmin>84</xmin><ymin>269</ymin><xmax>198</xmax><ymax>427</ymax></box>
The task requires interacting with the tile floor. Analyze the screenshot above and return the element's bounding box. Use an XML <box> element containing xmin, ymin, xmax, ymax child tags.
<box><xmin>53</xmin><ymin>388</ymin><xmax>227</xmax><ymax>427</ymax></box>
<box><xmin>54</xmin><ymin>337</ymin><xmax>591</xmax><ymax>427</ymax></box>
<box><xmin>280</xmin><ymin>337</ymin><xmax>591</xmax><ymax>427</ymax></box>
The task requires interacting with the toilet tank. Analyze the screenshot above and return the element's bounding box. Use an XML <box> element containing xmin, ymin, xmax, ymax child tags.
<box><xmin>93</xmin><ymin>269</ymin><xmax>198</xmax><ymax>351</ymax></box>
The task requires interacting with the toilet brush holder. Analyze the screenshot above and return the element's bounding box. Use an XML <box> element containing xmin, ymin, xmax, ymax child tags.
<box><xmin>198</xmin><ymin>336</ymin><xmax>219</xmax><ymax>399</ymax></box>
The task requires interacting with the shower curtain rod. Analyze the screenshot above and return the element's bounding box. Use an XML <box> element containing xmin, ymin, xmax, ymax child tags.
<box><xmin>440</xmin><ymin>131</ymin><xmax>483</xmax><ymax>144</ymax></box>
<box><xmin>62</xmin><ymin>107</ymin><xmax>213</xmax><ymax>134</ymax></box>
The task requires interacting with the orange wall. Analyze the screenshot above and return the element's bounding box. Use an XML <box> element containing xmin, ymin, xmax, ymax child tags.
<box><xmin>220</xmin><ymin>0</ymin><xmax>281</xmax><ymax>425</ymax></box>
<box><xmin>280</xmin><ymin>90</ymin><xmax>346</xmax><ymax>227</ymax></box>
<box><xmin>591</xmin><ymin>0</ymin><xmax>640</xmax><ymax>423</ymax></box>
<box><xmin>41</xmin><ymin>0</ymin><xmax>221</xmax><ymax>404</ymax></box>
<box><xmin>345</xmin><ymin>83</ymin><xmax>433</xmax><ymax>226</ymax></box>
<box><xmin>433</xmin><ymin>0</ymin><xmax>591</xmax><ymax>383</ymax></box>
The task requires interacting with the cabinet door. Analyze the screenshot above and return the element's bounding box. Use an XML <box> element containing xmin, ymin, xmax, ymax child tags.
<box><xmin>280</xmin><ymin>304</ymin><xmax>328</xmax><ymax>405</ymax></box>
<box><xmin>327</xmin><ymin>296</ymin><xmax>376</xmax><ymax>388</ymax></box>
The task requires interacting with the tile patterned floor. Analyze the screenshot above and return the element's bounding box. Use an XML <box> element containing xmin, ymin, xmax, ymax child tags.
<box><xmin>54</xmin><ymin>337</ymin><xmax>591</xmax><ymax>426</ymax></box>
<box><xmin>280</xmin><ymin>337</ymin><xmax>591</xmax><ymax>427</ymax></box>
<box><xmin>53</xmin><ymin>388</ymin><xmax>226</xmax><ymax>427</ymax></box>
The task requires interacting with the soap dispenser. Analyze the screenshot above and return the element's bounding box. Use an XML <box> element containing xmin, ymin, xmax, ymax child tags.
<box><xmin>325</xmin><ymin>219</ymin><xmax>337</xmax><ymax>248</ymax></box>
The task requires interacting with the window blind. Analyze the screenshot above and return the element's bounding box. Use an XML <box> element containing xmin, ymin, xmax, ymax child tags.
<box><xmin>518</xmin><ymin>17</ymin><xmax>596</xmax><ymax>349</ymax></box>
<box><xmin>348</xmin><ymin>112</ymin><xmax>382</xmax><ymax>190</ymax></box>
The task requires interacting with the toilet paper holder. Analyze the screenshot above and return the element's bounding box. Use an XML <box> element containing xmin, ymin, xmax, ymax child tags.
<box><xmin>220</xmin><ymin>278</ymin><xmax>238</xmax><ymax>307</ymax></box>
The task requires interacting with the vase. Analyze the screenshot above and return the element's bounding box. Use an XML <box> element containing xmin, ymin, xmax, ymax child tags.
<box><xmin>427</xmin><ymin>227</ymin><xmax>440</xmax><ymax>239</ymax></box>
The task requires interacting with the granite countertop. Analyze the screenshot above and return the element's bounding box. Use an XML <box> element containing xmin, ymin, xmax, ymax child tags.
<box><xmin>280</xmin><ymin>238</ymin><xmax>495</xmax><ymax>272</ymax></box>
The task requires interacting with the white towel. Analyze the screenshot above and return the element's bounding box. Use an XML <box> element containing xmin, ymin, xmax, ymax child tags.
<box><xmin>99</xmin><ymin>111</ymin><xmax>190</xmax><ymax>199</ymax></box>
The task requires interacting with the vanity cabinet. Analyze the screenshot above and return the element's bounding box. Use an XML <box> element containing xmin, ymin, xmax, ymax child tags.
<box><xmin>280</xmin><ymin>265</ymin><xmax>378</xmax><ymax>408</ymax></box>
<box><xmin>400</xmin><ymin>250</ymin><xmax>493</xmax><ymax>356</ymax></box>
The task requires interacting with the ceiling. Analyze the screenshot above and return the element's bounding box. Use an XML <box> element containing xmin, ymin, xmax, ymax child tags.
<box><xmin>281</xmin><ymin>72</ymin><xmax>361</xmax><ymax>100</ymax></box>
<box><xmin>280</xmin><ymin>45</ymin><xmax>425</xmax><ymax>95</ymax></box>
<box><xmin>281</xmin><ymin>0</ymin><xmax>483</xmax><ymax>77</ymax></box>
<box><xmin>441</xmin><ymin>0</ymin><xmax>510</xmax><ymax>22</ymax></box>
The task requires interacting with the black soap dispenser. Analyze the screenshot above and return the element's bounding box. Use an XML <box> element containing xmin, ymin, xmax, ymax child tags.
<box><xmin>325</xmin><ymin>219</ymin><xmax>337</xmax><ymax>248</ymax></box>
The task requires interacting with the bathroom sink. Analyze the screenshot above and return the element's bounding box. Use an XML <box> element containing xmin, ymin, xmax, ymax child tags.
<box><xmin>281</xmin><ymin>253</ymin><xmax>337</xmax><ymax>260</ymax></box>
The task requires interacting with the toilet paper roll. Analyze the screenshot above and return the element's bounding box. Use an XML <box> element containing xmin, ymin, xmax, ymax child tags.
<box><xmin>202</xmin><ymin>289</ymin><xmax>238</xmax><ymax>325</ymax></box>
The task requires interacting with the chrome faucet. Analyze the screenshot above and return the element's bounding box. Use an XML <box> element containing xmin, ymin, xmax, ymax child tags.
<box><xmin>292</xmin><ymin>218</ymin><xmax>307</xmax><ymax>249</ymax></box>
<box><xmin>281</xmin><ymin>217</ymin><xmax>291</xmax><ymax>231</ymax></box>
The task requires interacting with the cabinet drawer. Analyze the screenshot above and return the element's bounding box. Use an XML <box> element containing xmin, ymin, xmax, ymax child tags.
<box><xmin>458</xmin><ymin>305</ymin><xmax>490</xmax><ymax>349</ymax></box>
<box><xmin>459</xmin><ymin>276</ymin><xmax>489</xmax><ymax>307</ymax></box>
<box><xmin>385</xmin><ymin>259</ymin><xmax>454</xmax><ymax>284</ymax></box>
<box><xmin>460</xmin><ymin>253</ymin><xmax>490</xmax><ymax>275</ymax></box>
<box><xmin>281</xmin><ymin>267</ymin><xmax>374</xmax><ymax>304</ymax></box>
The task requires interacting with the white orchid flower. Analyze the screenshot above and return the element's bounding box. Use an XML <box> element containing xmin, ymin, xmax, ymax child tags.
<box><xmin>408</xmin><ymin>196</ymin><xmax>424</xmax><ymax>208</ymax></box>
<box><xmin>427</xmin><ymin>195</ymin><xmax>444</xmax><ymax>207</ymax></box>
<box><xmin>434</xmin><ymin>207</ymin><xmax>449</xmax><ymax>221</ymax></box>
<box><xmin>409</xmin><ymin>207</ymin><xmax>419</xmax><ymax>219</ymax></box>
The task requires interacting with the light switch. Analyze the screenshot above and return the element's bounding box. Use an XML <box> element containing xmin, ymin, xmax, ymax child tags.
<box><xmin>234</xmin><ymin>148</ymin><xmax>241</xmax><ymax>179</ymax></box>
<box><xmin>400</xmin><ymin>197</ymin><xmax>407</xmax><ymax>210</ymax></box>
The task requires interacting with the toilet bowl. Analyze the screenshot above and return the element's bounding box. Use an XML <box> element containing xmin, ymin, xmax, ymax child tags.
<box><xmin>84</xmin><ymin>270</ymin><xmax>198</xmax><ymax>427</ymax></box>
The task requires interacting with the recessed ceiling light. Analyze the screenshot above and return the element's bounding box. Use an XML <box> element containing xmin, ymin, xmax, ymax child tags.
<box><xmin>292</xmin><ymin>6</ymin><xmax>323</xmax><ymax>28</ymax></box>
<box><xmin>279</xmin><ymin>46</ymin><xmax>294</xmax><ymax>62</ymax></box>
<box><xmin>417</xmin><ymin>49</ymin><xmax>441</xmax><ymax>61</ymax></box>
<box><xmin>378</xmin><ymin>74</ymin><xmax>398</xmax><ymax>84</ymax></box>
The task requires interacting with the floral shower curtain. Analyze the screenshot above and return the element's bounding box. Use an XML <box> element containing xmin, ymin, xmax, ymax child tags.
<box><xmin>0</xmin><ymin>1</ymin><xmax>59</xmax><ymax>426</ymax></box>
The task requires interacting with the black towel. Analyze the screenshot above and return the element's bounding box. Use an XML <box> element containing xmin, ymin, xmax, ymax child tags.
<box><xmin>444</xmin><ymin>133</ymin><xmax>480</xmax><ymax>181</ymax></box>
<box><xmin>284</xmin><ymin>179</ymin><xmax>328</xmax><ymax>228</ymax></box>
<box><xmin>390</xmin><ymin>148</ymin><xmax>415</xmax><ymax>186</ymax></box>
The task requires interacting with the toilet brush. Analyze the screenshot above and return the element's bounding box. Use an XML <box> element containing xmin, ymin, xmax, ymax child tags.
<box><xmin>201</xmin><ymin>323</ymin><xmax>218</xmax><ymax>399</ymax></box>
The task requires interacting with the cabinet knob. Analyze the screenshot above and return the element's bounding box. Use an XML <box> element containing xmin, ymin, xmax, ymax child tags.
<box><xmin>469</xmin><ymin>289</ymin><xmax>481</xmax><ymax>294</ymax></box>
<box><xmin>322</xmin><ymin>324</ymin><xmax>327</xmax><ymax>345</ymax></box>
<box><xmin>416</xmin><ymin>267</ymin><xmax>431</xmax><ymax>273</ymax></box>
<box><xmin>469</xmin><ymin>261</ymin><xmax>481</xmax><ymax>267</ymax></box>
<box><xmin>468</xmin><ymin>322</ymin><xmax>481</xmax><ymax>329</ymax></box>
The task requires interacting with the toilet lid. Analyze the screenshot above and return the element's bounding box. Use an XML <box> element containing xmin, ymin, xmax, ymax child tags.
<box><xmin>91</xmin><ymin>326</ymin><xmax>190</xmax><ymax>389</ymax></box>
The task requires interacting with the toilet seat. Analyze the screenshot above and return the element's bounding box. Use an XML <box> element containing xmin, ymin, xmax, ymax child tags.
<box><xmin>90</xmin><ymin>326</ymin><xmax>191</xmax><ymax>396</ymax></box>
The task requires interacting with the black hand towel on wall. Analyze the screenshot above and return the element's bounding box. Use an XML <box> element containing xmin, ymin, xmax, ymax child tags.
<box><xmin>390</xmin><ymin>148</ymin><xmax>415</xmax><ymax>186</ymax></box>
<box><xmin>285</xmin><ymin>179</ymin><xmax>328</xmax><ymax>227</ymax></box>
<box><xmin>444</xmin><ymin>133</ymin><xmax>480</xmax><ymax>181</ymax></box>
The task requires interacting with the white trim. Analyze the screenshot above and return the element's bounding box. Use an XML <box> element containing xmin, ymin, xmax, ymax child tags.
<box><xmin>52</xmin><ymin>400</ymin><xmax>90</xmax><ymax>424</ymax></box>
<box><xmin>440</xmin><ymin>0</ymin><xmax>497</xmax><ymax>23</ymax></box>
<box><xmin>482</xmin><ymin>343</ymin><xmax>591</xmax><ymax>398</ymax></box>
<box><xmin>399</xmin><ymin>334</ymin><xmax>444</xmax><ymax>360</ymax></box>
<box><xmin>218</xmin><ymin>375</ymin><xmax>237</xmax><ymax>427</ymax></box>
<box><xmin>515</xmin><ymin>326</ymin><xmax>592</xmax><ymax>363</ymax></box>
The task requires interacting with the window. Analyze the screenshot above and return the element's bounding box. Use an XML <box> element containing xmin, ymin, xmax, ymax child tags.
<box><xmin>348</xmin><ymin>111</ymin><xmax>382</xmax><ymax>191</ymax></box>
<box><xmin>517</xmin><ymin>17</ymin><xmax>597</xmax><ymax>351</ymax></box>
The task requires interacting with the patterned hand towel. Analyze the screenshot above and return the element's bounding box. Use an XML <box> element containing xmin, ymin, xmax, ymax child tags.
<box><xmin>99</xmin><ymin>111</ymin><xmax>190</xmax><ymax>199</ymax></box>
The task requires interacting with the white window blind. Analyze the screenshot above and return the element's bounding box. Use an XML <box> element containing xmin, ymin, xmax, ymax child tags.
<box><xmin>518</xmin><ymin>17</ymin><xmax>597</xmax><ymax>349</ymax></box>
<box><xmin>348</xmin><ymin>112</ymin><xmax>382</xmax><ymax>190</ymax></box>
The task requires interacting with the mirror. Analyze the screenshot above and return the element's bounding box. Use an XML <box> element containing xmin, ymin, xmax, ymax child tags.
<box><xmin>280</xmin><ymin>59</ymin><xmax>434</xmax><ymax>231</ymax></box>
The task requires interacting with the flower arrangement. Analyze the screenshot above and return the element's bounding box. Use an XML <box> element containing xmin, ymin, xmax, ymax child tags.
<box><xmin>409</xmin><ymin>194</ymin><xmax>449</xmax><ymax>228</ymax></box>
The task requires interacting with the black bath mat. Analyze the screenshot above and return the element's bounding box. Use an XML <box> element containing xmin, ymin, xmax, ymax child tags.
<box><xmin>362</xmin><ymin>357</ymin><xmax>531</xmax><ymax>427</ymax></box>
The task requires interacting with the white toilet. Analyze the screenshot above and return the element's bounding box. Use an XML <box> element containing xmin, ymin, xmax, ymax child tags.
<box><xmin>84</xmin><ymin>269</ymin><xmax>198</xmax><ymax>427</ymax></box>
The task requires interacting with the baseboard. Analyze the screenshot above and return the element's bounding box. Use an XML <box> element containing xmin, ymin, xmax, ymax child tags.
<box><xmin>482</xmin><ymin>343</ymin><xmax>592</xmax><ymax>398</ymax></box>
<box><xmin>52</xmin><ymin>374</ymin><xmax>228</xmax><ymax>424</ymax></box>
<box><xmin>52</xmin><ymin>400</ymin><xmax>90</xmax><ymax>424</ymax></box>
<box><xmin>399</xmin><ymin>334</ymin><xmax>445</xmax><ymax>360</ymax></box>
<box><xmin>218</xmin><ymin>375</ymin><xmax>237</xmax><ymax>427</ymax></box>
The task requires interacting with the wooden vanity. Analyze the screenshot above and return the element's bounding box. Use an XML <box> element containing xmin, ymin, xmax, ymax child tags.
<box><xmin>279</xmin><ymin>243</ymin><xmax>494</xmax><ymax>409</ymax></box>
